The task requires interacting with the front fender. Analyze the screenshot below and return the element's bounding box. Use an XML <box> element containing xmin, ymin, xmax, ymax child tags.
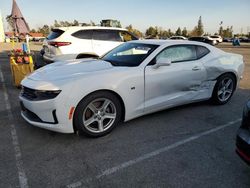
<box><xmin>67</xmin><ymin>68</ymin><xmax>145</xmax><ymax>121</ymax></box>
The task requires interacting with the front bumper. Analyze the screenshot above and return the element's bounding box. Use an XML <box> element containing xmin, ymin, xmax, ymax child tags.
<box><xmin>19</xmin><ymin>95</ymin><xmax>74</xmax><ymax>133</ymax></box>
<box><xmin>43</xmin><ymin>52</ymin><xmax>55</xmax><ymax>62</ymax></box>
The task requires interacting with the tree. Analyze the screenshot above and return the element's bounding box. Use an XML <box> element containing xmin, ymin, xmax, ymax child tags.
<box><xmin>218</xmin><ymin>26</ymin><xmax>223</xmax><ymax>36</ymax></box>
<box><xmin>159</xmin><ymin>30</ymin><xmax>169</xmax><ymax>39</ymax></box>
<box><xmin>168</xmin><ymin>29</ymin><xmax>174</xmax><ymax>37</ymax></box>
<box><xmin>54</xmin><ymin>20</ymin><xmax>61</xmax><ymax>27</ymax></box>
<box><xmin>30</xmin><ymin>29</ymin><xmax>36</xmax><ymax>33</ymax></box>
<box><xmin>224</xmin><ymin>26</ymin><xmax>233</xmax><ymax>38</ymax></box>
<box><xmin>126</xmin><ymin>25</ymin><xmax>143</xmax><ymax>38</ymax></box>
<box><xmin>37</xmin><ymin>25</ymin><xmax>50</xmax><ymax>36</ymax></box>
<box><xmin>81</xmin><ymin>23</ymin><xmax>91</xmax><ymax>26</ymax></box>
<box><xmin>175</xmin><ymin>27</ymin><xmax>182</xmax><ymax>36</ymax></box>
<box><xmin>197</xmin><ymin>16</ymin><xmax>204</xmax><ymax>36</ymax></box>
<box><xmin>191</xmin><ymin>16</ymin><xmax>204</xmax><ymax>36</ymax></box>
<box><xmin>182</xmin><ymin>27</ymin><xmax>188</xmax><ymax>37</ymax></box>
<box><xmin>73</xmin><ymin>20</ymin><xmax>79</xmax><ymax>26</ymax></box>
<box><xmin>217</xmin><ymin>26</ymin><xmax>233</xmax><ymax>38</ymax></box>
<box><xmin>64</xmin><ymin>21</ymin><xmax>71</xmax><ymax>27</ymax></box>
<box><xmin>145</xmin><ymin>26</ymin><xmax>158</xmax><ymax>37</ymax></box>
<box><xmin>59</xmin><ymin>21</ymin><xmax>65</xmax><ymax>27</ymax></box>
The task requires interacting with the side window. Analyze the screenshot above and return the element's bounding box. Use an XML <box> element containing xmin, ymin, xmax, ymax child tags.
<box><xmin>156</xmin><ymin>45</ymin><xmax>197</xmax><ymax>63</ymax></box>
<box><xmin>196</xmin><ymin>45</ymin><xmax>210</xmax><ymax>59</ymax></box>
<box><xmin>119</xmin><ymin>31</ymin><xmax>137</xmax><ymax>42</ymax></box>
<box><xmin>93</xmin><ymin>30</ymin><xmax>121</xmax><ymax>41</ymax></box>
<box><xmin>71</xmin><ymin>30</ymin><xmax>93</xmax><ymax>39</ymax></box>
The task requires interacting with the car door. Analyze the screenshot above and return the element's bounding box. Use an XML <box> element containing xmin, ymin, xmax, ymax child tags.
<box><xmin>70</xmin><ymin>29</ymin><xmax>93</xmax><ymax>54</ymax></box>
<box><xmin>144</xmin><ymin>45</ymin><xmax>207</xmax><ymax>113</ymax></box>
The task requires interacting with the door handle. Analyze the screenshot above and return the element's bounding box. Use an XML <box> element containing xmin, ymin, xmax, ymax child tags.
<box><xmin>192</xmin><ymin>66</ymin><xmax>201</xmax><ymax>71</ymax></box>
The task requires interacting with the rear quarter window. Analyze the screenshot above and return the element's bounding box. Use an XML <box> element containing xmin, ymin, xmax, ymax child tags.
<box><xmin>196</xmin><ymin>45</ymin><xmax>210</xmax><ymax>59</ymax></box>
<box><xmin>93</xmin><ymin>30</ymin><xmax>121</xmax><ymax>41</ymax></box>
<box><xmin>71</xmin><ymin>30</ymin><xmax>93</xmax><ymax>39</ymax></box>
<box><xmin>47</xmin><ymin>29</ymin><xmax>65</xmax><ymax>40</ymax></box>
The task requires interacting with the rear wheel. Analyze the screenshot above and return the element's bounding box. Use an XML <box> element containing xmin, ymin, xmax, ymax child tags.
<box><xmin>74</xmin><ymin>91</ymin><xmax>122</xmax><ymax>137</ymax></box>
<box><xmin>212</xmin><ymin>74</ymin><xmax>236</xmax><ymax>105</ymax></box>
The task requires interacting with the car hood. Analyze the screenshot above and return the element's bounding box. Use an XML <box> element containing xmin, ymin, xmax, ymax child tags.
<box><xmin>27</xmin><ymin>59</ymin><xmax>113</xmax><ymax>81</ymax></box>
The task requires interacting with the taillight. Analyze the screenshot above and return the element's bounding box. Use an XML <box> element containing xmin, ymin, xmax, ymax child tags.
<box><xmin>49</xmin><ymin>42</ymin><xmax>71</xmax><ymax>47</ymax></box>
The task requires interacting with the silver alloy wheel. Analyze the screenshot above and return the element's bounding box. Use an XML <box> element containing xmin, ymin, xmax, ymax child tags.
<box><xmin>217</xmin><ymin>77</ymin><xmax>234</xmax><ymax>102</ymax></box>
<box><xmin>83</xmin><ymin>98</ymin><xmax>117</xmax><ymax>133</ymax></box>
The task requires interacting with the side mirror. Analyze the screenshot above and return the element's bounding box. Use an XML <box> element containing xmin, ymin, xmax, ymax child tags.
<box><xmin>152</xmin><ymin>57</ymin><xmax>171</xmax><ymax>69</ymax></box>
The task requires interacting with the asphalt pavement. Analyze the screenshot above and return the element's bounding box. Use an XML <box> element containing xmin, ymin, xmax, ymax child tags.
<box><xmin>0</xmin><ymin>43</ymin><xmax>249</xmax><ymax>188</ymax></box>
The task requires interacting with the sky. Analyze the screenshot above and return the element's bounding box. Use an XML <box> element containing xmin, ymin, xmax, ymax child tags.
<box><xmin>1</xmin><ymin>0</ymin><xmax>250</xmax><ymax>34</ymax></box>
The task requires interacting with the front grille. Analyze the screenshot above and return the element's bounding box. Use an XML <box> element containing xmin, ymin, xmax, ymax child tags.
<box><xmin>21</xmin><ymin>86</ymin><xmax>38</xmax><ymax>100</ymax></box>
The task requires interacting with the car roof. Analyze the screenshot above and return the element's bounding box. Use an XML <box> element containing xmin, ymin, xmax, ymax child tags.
<box><xmin>129</xmin><ymin>39</ymin><xmax>212</xmax><ymax>47</ymax></box>
<box><xmin>54</xmin><ymin>26</ymin><xmax>128</xmax><ymax>32</ymax></box>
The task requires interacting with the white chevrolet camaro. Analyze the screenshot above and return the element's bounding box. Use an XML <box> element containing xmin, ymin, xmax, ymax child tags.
<box><xmin>20</xmin><ymin>40</ymin><xmax>244</xmax><ymax>137</ymax></box>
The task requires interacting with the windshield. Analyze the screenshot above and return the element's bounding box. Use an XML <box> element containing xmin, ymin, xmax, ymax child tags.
<box><xmin>102</xmin><ymin>43</ymin><xmax>159</xmax><ymax>67</ymax></box>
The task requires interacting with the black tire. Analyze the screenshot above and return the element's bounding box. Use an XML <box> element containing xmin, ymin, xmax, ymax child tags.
<box><xmin>211</xmin><ymin>73</ymin><xmax>236</xmax><ymax>105</ymax></box>
<box><xmin>74</xmin><ymin>91</ymin><xmax>122</xmax><ymax>137</ymax></box>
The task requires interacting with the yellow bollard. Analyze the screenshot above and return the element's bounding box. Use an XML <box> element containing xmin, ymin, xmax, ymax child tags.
<box><xmin>9</xmin><ymin>54</ymin><xmax>34</xmax><ymax>87</ymax></box>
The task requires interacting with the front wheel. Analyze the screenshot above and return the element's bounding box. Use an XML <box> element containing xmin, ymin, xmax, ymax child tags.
<box><xmin>74</xmin><ymin>91</ymin><xmax>122</xmax><ymax>137</ymax></box>
<box><xmin>211</xmin><ymin>74</ymin><xmax>236</xmax><ymax>105</ymax></box>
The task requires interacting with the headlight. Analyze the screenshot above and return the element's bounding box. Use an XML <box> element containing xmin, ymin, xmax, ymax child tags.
<box><xmin>21</xmin><ymin>86</ymin><xmax>61</xmax><ymax>101</ymax></box>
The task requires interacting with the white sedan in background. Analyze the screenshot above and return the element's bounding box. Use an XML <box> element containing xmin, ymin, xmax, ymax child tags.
<box><xmin>209</xmin><ymin>35</ymin><xmax>223</xmax><ymax>43</ymax></box>
<box><xmin>203</xmin><ymin>35</ymin><xmax>223</xmax><ymax>45</ymax></box>
<box><xmin>20</xmin><ymin>40</ymin><xmax>244</xmax><ymax>137</ymax></box>
<box><xmin>169</xmin><ymin>36</ymin><xmax>187</xmax><ymax>40</ymax></box>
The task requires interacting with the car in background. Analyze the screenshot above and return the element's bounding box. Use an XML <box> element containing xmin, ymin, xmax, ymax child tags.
<box><xmin>202</xmin><ymin>36</ymin><xmax>218</xmax><ymax>45</ymax></box>
<box><xmin>29</xmin><ymin>32</ymin><xmax>46</xmax><ymax>42</ymax></box>
<box><xmin>208</xmin><ymin>35</ymin><xmax>223</xmax><ymax>43</ymax></box>
<box><xmin>169</xmin><ymin>36</ymin><xmax>187</xmax><ymax>40</ymax></box>
<box><xmin>20</xmin><ymin>40</ymin><xmax>244</xmax><ymax>137</ymax></box>
<box><xmin>188</xmin><ymin>36</ymin><xmax>216</xmax><ymax>45</ymax></box>
<box><xmin>223</xmin><ymin>38</ymin><xmax>233</xmax><ymax>42</ymax></box>
<box><xmin>239</xmin><ymin>37</ymin><xmax>250</xmax><ymax>43</ymax></box>
<box><xmin>236</xmin><ymin>99</ymin><xmax>250</xmax><ymax>165</ymax></box>
<box><xmin>42</xmin><ymin>26</ymin><xmax>138</xmax><ymax>62</ymax></box>
<box><xmin>31</xmin><ymin>37</ymin><xmax>46</xmax><ymax>42</ymax></box>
